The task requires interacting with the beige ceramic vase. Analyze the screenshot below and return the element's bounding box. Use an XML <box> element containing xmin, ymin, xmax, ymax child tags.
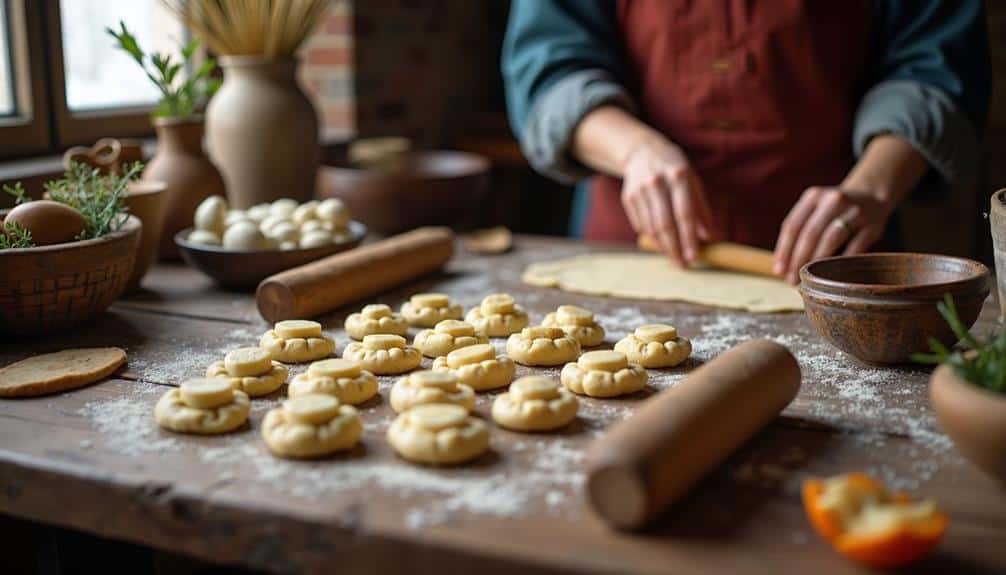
<box><xmin>930</xmin><ymin>364</ymin><xmax>1006</xmax><ymax>482</ymax></box>
<box><xmin>143</xmin><ymin>117</ymin><xmax>226</xmax><ymax>259</ymax></box>
<box><xmin>205</xmin><ymin>56</ymin><xmax>319</xmax><ymax>209</ymax></box>
<box><xmin>123</xmin><ymin>180</ymin><xmax>166</xmax><ymax>292</ymax></box>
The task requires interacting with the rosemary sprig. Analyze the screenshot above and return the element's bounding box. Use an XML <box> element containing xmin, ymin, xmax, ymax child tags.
<box><xmin>3</xmin><ymin>182</ymin><xmax>30</xmax><ymax>205</ymax></box>
<box><xmin>0</xmin><ymin>220</ymin><xmax>33</xmax><ymax>249</ymax></box>
<box><xmin>43</xmin><ymin>162</ymin><xmax>141</xmax><ymax>240</ymax></box>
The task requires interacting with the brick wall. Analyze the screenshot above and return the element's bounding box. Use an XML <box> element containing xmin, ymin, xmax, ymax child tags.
<box><xmin>299</xmin><ymin>0</ymin><xmax>355</xmax><ymax>142</ymax></box>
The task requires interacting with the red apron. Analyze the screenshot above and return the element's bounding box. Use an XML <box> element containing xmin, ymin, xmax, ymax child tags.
<box><xmin>584</xmin><ymin>0</ymin><xmax>869</xmax><ymax>249</ymax></box>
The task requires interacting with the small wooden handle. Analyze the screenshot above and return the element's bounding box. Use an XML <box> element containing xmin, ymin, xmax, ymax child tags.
<box><xmin>637</xmin><ymin>235</ymin><xmax>776</xmax><ymax>278</ymax></box>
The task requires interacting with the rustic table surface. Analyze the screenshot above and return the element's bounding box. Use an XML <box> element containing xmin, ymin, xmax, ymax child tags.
<box><xmin>1</xmin><ymin>236</ymin><xmax>1004</xmax><ymax>574</ymax></box>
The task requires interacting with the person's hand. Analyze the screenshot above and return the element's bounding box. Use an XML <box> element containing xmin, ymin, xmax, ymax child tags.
<box><xmin>773</xmin><ymin>186</ymin><xmax>895</xmax><ymax>284</ymax></box>
<box><xmin>621</xmin><ymin>139</ymin><xmax>719</xmax><ymax>266</ymax></box>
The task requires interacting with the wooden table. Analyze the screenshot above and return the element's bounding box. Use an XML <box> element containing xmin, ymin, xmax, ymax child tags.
<box><xmin>1</xmin><ymin>236</ymin><xmax>1004</xmax><ymax>574</ymax></box>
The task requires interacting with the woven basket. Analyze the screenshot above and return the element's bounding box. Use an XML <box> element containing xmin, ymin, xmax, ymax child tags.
<box><xmin>0</xmin><ymin>215</ymin><xmax>141</xmax><ymax>335</ymax></box>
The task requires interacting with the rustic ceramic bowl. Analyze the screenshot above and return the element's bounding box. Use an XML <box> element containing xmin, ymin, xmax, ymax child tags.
<box><xmin>799</xmin><ymin>253</ymin><xmax>990</xmax><ymax>364</ymax></box>
<box><xmin>174</xmin><ymin>221</ymin><xmax>366</xmax><ymax>290</ymax></box>
<box><xmin>930</xmin><ymin>364</ymin><xmax>1006</xmax><ymax>482</ymax></box>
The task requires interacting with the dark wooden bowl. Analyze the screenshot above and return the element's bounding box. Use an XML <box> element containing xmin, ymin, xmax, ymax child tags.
<box><xmin>174</xmin><ymin>221</ymin><xmax>366</xmax><ymax>291</ymax></box>
<box><xmin>799</xmin><ymin>253</ymin><xmax>990</xmax><ymax>364</ymax></box>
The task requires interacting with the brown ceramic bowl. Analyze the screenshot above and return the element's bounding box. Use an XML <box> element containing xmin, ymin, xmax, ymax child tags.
<box><xmin>930</xmin><ymin>364</ymin><xmax>1006</xmax><ymax>482</ymax></box>
<box><xmin>124</xmin><ymin>180</ymin><xmax>166</xmax><ymax>292</ymax></box>
<box><xmin>174</xmin><ymin>221</ymin><xmax>366</xmax><ymax>291</ymax></box>
<box><xmin>799</xmin><ymin>253</ymin><xmax>990</xmax><ymax>364</ymax></box>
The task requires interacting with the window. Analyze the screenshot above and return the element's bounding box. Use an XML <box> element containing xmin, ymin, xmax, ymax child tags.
<box><xmin>0</xmin><ymin>1</ymin><xmax>14</xmax><ymax>116</ymax></box>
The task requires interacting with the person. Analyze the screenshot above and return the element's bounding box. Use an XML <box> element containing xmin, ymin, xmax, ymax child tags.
<box><xmin>502</xmin><ymin>1</ymin><xmax>990</xmax><ymax>283</ymax></box>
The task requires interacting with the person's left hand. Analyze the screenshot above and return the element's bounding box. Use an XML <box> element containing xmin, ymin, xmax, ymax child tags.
<box><xmin>773</xmin><ymin>186</ymin><xmax>895</xmax><ymax>284</ymax></box>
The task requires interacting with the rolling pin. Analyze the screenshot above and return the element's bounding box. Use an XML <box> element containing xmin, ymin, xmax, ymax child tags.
<box><xmin>585</xmin><ymin>339</ymin><xmax>801</xmax><ymax>530</ymax></box>
<box><xmin>256</xmin><ymin>227</ymin><xmax>454</xmax><ymax>323</ymax></box>
<box><xmin>637</xmin><ymin>235</ymin><xmax>776</xmax><ymax>278</ymax></box>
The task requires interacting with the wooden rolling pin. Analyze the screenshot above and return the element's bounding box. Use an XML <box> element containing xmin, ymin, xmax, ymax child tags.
<box><xmin>637</xmin><ymin>235</ymin><xmax>776</xmax><ymax>278</ymax></box>
<box><xmin>256</xmin><ymin>227</ymin><xmax>454</xmax><ymax>323</ymax></box>
<box><xmin>585</xmin><ymin>339</ymin><xmax>801</xmax><ymax>530</ymax></box>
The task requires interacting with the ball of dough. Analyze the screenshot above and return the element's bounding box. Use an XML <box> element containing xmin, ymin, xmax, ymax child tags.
<box><xmin>288</xmin><ymin>358</ymin><xmax>379</xmax><ymax>405</ymax></box>
<box><xmin>259</xmin><ymin>214</ymin><xmax>291</xmax><ymax>234</ymax></box>
<box><xmin>270</xmin><ymin>198</ymin><xmax>299</xmax><ymax>219</ymax></box>
<box><xmin>541</xmin><ymin>305</ymin><xmax>606</xmax><ymax>347</ymax></box>
<box><xmin>465</xmin><ymin>293</ymin><xmax>529</xmax><ymax>337</ymax></box>
<box><xmin>292</xmin><ymin>200</ymin><xmax>319</xmax><ymax>225</ymax></box>
<box><xmin>300</xmin><ymin>219</ymin><xmax>326</xmax><ymax>235</ymax></box>
<box><xmin>614</xmin><ymin>324</ymin><xmax>692</xmax><ymax>368</ymax></box>
<box><xmin>387</xmin><ymin>403</ymin><xmax>489</xmax><ymax>465</ymax></box>
<box><xmin>260</xmin><ymin>320</ymin><xmax>336</xmax><ymax>363</ymax></box>
<box><xmin>491</xmin><ymin>376</ymin><xmax>578</xmax><ymax>432</ymax></box>
<box><xmin>187</xmin><ymin>229</ymin><xmax>221</xmax><ymax>246</ymax></box>
<box><xmin>262</xmin><ymin>394</ymin><xmax>363</xmax><ymax>459</ymax></box>
<box><xmin>206</xmin><ymin>347</ymin><xmax>288</xmax><ymax>397</ymax></box>
<box><xmin>342</xmin><ymin>334</ymin><xmax>421</xmax><ymax>375</ymax></box>
<box><xmin>400</xmin><ymin>293</ymin><xmax>464</xmax><ymax>327</ymax></box>
<box><xmin>344</xmin><ymin>304</ymin><xmax>409</xmax><ymax>340</ymax></box>
<box><xmin>506</xmin><ymin>326</ymin><xmax>581</xmax><ymax>366</ymax></box>
<box><xmin>300</xmin><ymin>229</ymin><xmax>332</xmax><ymax>249</ymax></box>
<box><xmin>316</xmin><ymin>197</ymin><xmax>351</xmax><ymax>229</ymax></box>
<box><xmin>413</xmin><ymin>319</ymin><xmax>488</xmax><ymax>358</ymax></box>
<box><xmin>390</xmin><ymin>370</ymin><xmax>475</xmax><ymax>413</ymax></box>
<box><xmin>222</xmin><ymin>220</ymin><xmax>267</xmax><ymax>250</ymax></box>
<box><xmin>224</xmin><ymin>210</ymin><xmax>249</xmax><ymax>228</ymax></box>
<box><xmin>279</xmin><ymin>241</ymin><xmax>298</xmax><ymax>250</ymax></box>
<box><xmin>431</xmin><ymin>343</ymin><xmax>515</xmax><ymax>392</ymax></box>
<box><xmin>154</xmin><ymin>378</ymin><xmax>250</xmax><ymax>434</ymax></box>
<box><xmin>265</xmin><ymin>221</ymin><xmax>299</xmax><ymax>244</ymax></box>
<box><xmin>193</xmin><ymin>195</ymin><xmax>227</xmax><ymax>234</ymax></box>
<box><xmin>560</xmin><ymin>350</ymin><xmax>647</xmax><ymax>398</ymax></box>
<box><xmin>247</xmin><ymin>203</ymin><xmax>271</xmax><ymax>222</ymax></box>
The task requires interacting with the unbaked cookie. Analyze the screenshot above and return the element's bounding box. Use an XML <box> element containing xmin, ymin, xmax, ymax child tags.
<box><xmin>262</xmin><ymin>393</ymin><xmax>363</xmax><ymax>459</ymax></box>
<box><xmin>342</xmin><ymin>334</ymin><xmax>422</xmax><ymax>375</ymax></box>
<box><xmin>492</xmin><ymin>376</ymin><xmax>578</xmax><ymax>432</ymax></box>
<box><xmin>506</xmin><ymin>326</ymin><xmax>581</xmax><ymax>366</ymax></box>
<box><xmin>560</xmin><ymin>350</ymin><xmax>647</xmax><ymax>398</ymax></box>
<box><xmin>206</xmin><ymin>347</ymin><xmax>288</xmax><ymax>397</ymax></box>
<box><xmin>401</xmin><ymin>293</ymin><xmax>463</xmax><ymax>327</ymax></box>
<box><xmin>464</xmin><ymin>293</ymin><xmax>529</xmax><ymax>337</ymax></box>
<box><xmin>344</xmin><ymin>304</ymin><xmax>409</xmax><ymax>340</ymax></box>
<box><xmin>288</xmin><ymin>358</ymin><xmax>379</xmax><ymax>405</ymax></box>
<box><xmin>413</xmin><ymin>319</ymin><xmax>488</xmax><ymax>358</ymax></box>
<box><xmin>260</xmin><ymin>320</ymin><xmax>336</xmax><ymax>363</ymax></box>
<box><xmin>389</xmin><ymin>369</ymin><xmax>476</xmax><ymax>413</ymax></box>
<box><xmin>154</xmin><ymin>378</ymin><xmax>250</xmax><ymax>434</ymax></box>
<box><xmin>541</xmin><ymin>304</ymin><xmax>606</xmax><ymax>347</ymax></box>
<box><xmin>0</xmin><ymin>347</ymin><xmax>127</xmax><ymax>398</ymax></box>
<box><xmin>431</xmin><ymin>343</ymin><xmax>515</xmax><ymax>391</ymax></box>
<box><xmin>614</xmin><ymin>324</ymin><xmax>692</xmax><ymax>368</ymax></box>
<box><xmin>387</xmin><ymin>403</ymin><xmax>489</xmax><ymax>465</ymax></box>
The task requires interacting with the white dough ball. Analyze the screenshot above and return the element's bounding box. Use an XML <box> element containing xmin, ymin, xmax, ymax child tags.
<box><xmin>299</xmin><ymin>229</ymin><xmax>332</xmax><ymax>249</ymax></box>
<box><xmin>270</xmin><ymin>198</ymin><xmax>299</xmax><ymax>219</ymax></box>
<box><xmin>222</xmin><ymin>220</ymin><xmax>268</xmax><ymax>250</ymax></box>
<box><xmin>259</xmin><ymin>215</ymin><xmax>290</xmax><ymax>234</ymax></box>
<box><xmin>247</xmin><ymin>204</ymin><xmax>271</xmax><ymax>222</ymax></box>
<box><xmin>187</xmin><ymin>229</ymin><xmax>221</xmax><ymax>246</ymax></box>
<box><xmin>292</xmin><ymin>200</ymin><xmax>319</xmax><ymax>225</ymax></box>
<box><xmin>266</xmin><ymin>221</ymin><xmax>299</xmax><ymax>243</ymax></box>
<box><xmin>279</xmin><ymin>241</ymin><xmax>298</xmax><ymax>251</ymax></box>
<box><xmin>316</xmin><ymin>198</ymin><xmax>350</xmax><ymax>229</ymax></box>
<box><xmin>224</xmin><ymin>210</ymin><xmax>249</xmax><ymax>228</ymax></box>
<box><xmin>332</xmin><ymin>229</ymin><xmax>352</xmax><ymax>243</ymax></box>
<box><xmin>300</xmin><ymin>219</ymin><xmax>325</xmax><ymax>234</ymax></box>
<box><xmin>193</xmin><ymin>195</ymin><xmax>228</xmax><ymax>234</ymax></box>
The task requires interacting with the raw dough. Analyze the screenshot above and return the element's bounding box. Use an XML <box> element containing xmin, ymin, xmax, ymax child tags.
<box><xmin>344</xmin><ymin>304</ymin><xmax>409</xmax><ymax>340</ymax></box>
<box><xmin>316</xmin><ymin>198</ymin><xmax>351</xmax><ymax>229</ymax></box>
<box><xmin>206</xmin><ymin>347</ymin><xmax>288</xmax><ymax>397</ymax></box>
<box><xmin>505</xmin><ymin>326</ymin><xmax>581</xmax><ymax>366</ymax></box>
<box><xmin>542</xmin><ymin>304</ymin><xmax>606</xmax><ymax>347</ymax></box>
<box><xmin>413</xmin><ymin>319</ymin><xmax>488</xmax><ymax>358</ymax></box>
<box><xmin>614</xmin><ymin>324</ymin><xmax>692</xmax><ymax>368</ymax></box>
<box><xmin>155</xmin><ymin>378</ymin><xmax>250</xmax><ymax>434</ymax></box>
<box><xmin>390</xmin><ymin>369</ymin><xmax>476</xmax><ymax>413</ymax></box>
<box><xmin>222</xmin><ymin>220</ymin><xmax>268</xmax><ymax>250</ymax></box>
<box><xmin>270</xmin><ymin>198</ymin><xmax>299</xmax><ymax>219</ymax></box>
<box><xmin>193</xmin><ymin>195</ymin><xmax>227</xmax><ymax>235</ymax></box>
<box><xmin>187</xmin><ymin>229</ymin><xmax>221</xmax><ymax>246</ymax></box>
<box><xmin>260</xmin><ymin>320</ymin><xmax>336</xmax><ymax>363</ymax></box>
<box><xmin>262</xmin><ymin>393</ymin><xmax>363</xmax><ymax>459</ymax></box>
<box><xmin>300</xmin><ymin>229</ymin><xmax>332</xmax><ymax>249</ymax></box>
<box><xmin>523</xmin><ymin>253</ymin><xmax>803</xmax><ymax>313</ymax></box>
<box><xmin>288</xmin><ymin>358</ymin><xmax>379</xmax><ymax>405</ymax></box>
<box><xmin>491</xmin><ymin>376</ymin><xmax>578</xmax><ymax>432</ymax></box>
<box><xmin>343</xmin><ymin>334</ymin><xmax>422</xmax><ymax>375</ymax></box>
<box><xmin>292</xmin><ymin>200</ymin><xmax>319</xmax><ymax>225</ymax></box>
<box><xmin>431</xmin><ymin>343</ymin><xmax>515</xmax><ymax>391</ymax></box>
<box><xmin>561</xmin><ymin>350</ymin><xmax>647</xmax><ymax>398</ymax></box>
<box><xmin>387</xmin><ymin>403</ymin><xmax>489</xmax><ymax>465</ymax></box>
<box><xmin>401</xmin><ymin>293</ymin><xmax>463</xmax><ymax>327</ymax></box>
<box><xmin>465</xmin><ymin>293</ymin><xmax>530</xmax><ymax>336</ymax></box>
<box><xmin>0</xmin><ymin>347</ymin><xmax>127</xmax><ymax>398</ymax></box>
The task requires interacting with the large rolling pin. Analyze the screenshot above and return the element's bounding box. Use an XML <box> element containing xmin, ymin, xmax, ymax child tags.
<box><xmin>585</xmin><ymin>339</ymin><xmax>800</xmax><ymax>530</ymax></box>
<box><xmin>256</xmin><ymin>227</ymin><xmax>454</xmax><ymax>323</ymax></box>
<box><xmin>637</xmin><ymin>235</ymin><xmax>776</xmax><ymax>278</ymax></box>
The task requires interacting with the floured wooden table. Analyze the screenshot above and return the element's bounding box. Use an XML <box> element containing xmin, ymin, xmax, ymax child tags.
<box><xmin>1</xmin><ymin>236</ymin><xmax>1005</xmax><ymax>574</ymax></box>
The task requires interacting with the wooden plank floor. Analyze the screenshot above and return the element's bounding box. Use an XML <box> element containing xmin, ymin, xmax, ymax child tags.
<box><xmin>1</xmin><ymin>236</ymin><xmax>1004</xmax><ymax>574</ymax></box>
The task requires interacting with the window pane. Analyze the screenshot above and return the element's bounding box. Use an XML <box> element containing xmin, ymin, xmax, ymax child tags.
<box><xmin>0</xmin><ymin>0</ymin><xmax>14</xmax><ymax>116</ymax></box>
<box><xmin>60</xmin><ymin>0</ymin><xmax>185</xmax><ymax>112</ymax></box>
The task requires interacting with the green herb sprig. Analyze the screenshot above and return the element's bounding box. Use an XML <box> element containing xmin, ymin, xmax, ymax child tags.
<box><xmin>0</xmin><ymin>221</ymin><xmax>33</xmax><ymax>249</ymax></box>
<box><xmin>3</xmin><ymin>182</ymin><xmax>29</xmax><ymax>205</ymax></box>
<box><xmin>44</xmin><ymin>162</ymin><xmax>142</xmax><ymax>240</ymax></box>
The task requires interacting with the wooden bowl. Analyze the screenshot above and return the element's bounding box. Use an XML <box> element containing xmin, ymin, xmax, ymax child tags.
<box><xmin>0</xmin><ymin>215</ymin><xmax>142</xmax><ymax>336</ymax></box>
<box><xmin>798</xmin><ymin>253</ymin><xmax>990</xmax><ymax>364</ymax></box>
<box><xmin>174</xmin><ymin>221</ymin><xmax>367</xmax><ymax>290</ymax></box>
<box><xmin>930</xmin><ymin>364</ymin><xmax>1006</xmax><ymax>482</ymax></box>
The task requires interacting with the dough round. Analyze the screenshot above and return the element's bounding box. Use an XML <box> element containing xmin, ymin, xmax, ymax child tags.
<box><xmin>390</xmin><ymin>369</ymin><xmax>476</xmax><ymax>413</ymax></box>
<box><xmin>266</xmin><ymin>221</ymin><xmax>299</xmax><ymax>244</ymax></box>
<box><xmin>342</xmin><ymin>334</ymin><xmax>421</xmax><ymax>375</ymax></box>
<box><xmin>431</xmin><ymin>343</ymin><xmax>515</xmax><ymax>392</ymax></box>
<box><xmin>292</xmin><ymin>200</ymin><xmax>319</xmax><ymax>225</ymax></box>
<box><xmin>193</xmin><ymin>195</ymin><xmax>227</xmax><ymax>234</ymax></box>
<box><xmin>316</xmin><ymin>197</ymin><xmax>351</xmax><ymax>229</ymax></box>
<box><xmin>260</xmin><ymin>320</ymin><xmax>336</xmax><ymax>363</ymax></box>
<box><xmin>506</xmin><ymin>326</ymin><xmax>581</xmax><ymax>366</ymax></box>
<box><xmin>400</xmin><ymin>293</ymin><xmax>463</xmax><ymax>327</ymax></box>
<box><xmin>155</xmin><ymin>378</ymin><xmax>250</xmax><ymax>434</ymax></box>
<box><xmin>187</xmin><ymin>229</ymin><xmax>220</xmax><ymax>246</ymax></box>
<box><xmin>560</xmin><ymin>350</ymin><xmax>648</xmax><ymax>398</ymax></box>
<box><xmin>541</xmin><ymin>304</ymin><xmax>606</xmax><ymax>347</ymax></box>
<box><xmin>387</xmin><ymin>403</ymin><xmax>490</xmax><ymax>465</ymax></box>
<box><xmin>206</xmin><ymin>358</ymin><xmax>288</xmax><ymax>397</ymax></box>
<box><xmin>222</xmin><ymin>220</ymin><xmax>267</xmax><ymax>250</ymax></box>
<box><xmin>262</xmin><ymin>394</ymin><xmax>363</xmax><ymax>459</ymax></box>
<box><xmin>300</xmin><ymin>229</ymin><xmax>332</xmax><ymax>249</ymax></box>
<box><xmin>0</xmin><ymin>347</ymin><xmax>127</xmax><ymax>398</ymax></box>
<box><xmin>224</xmin><ymin>347</ymin><xmax>273</xmax><ymax>377</ymax></box>
<box><xmin>413</xmin><ymin>319</ymin><xmax>488</xmax><ymax>358</ymax></box>
<box><xmin>344</xmin><ymin>304</ymin><xmax>410</xmax><ymax>340</ymax></box>
<box><xmin>491</xmin><ymin>376</ymin><xmax>578</xmax><ymax>432</ymax></box>
<box><xmin>247</xmin><ymin>204</ymin><xmax>271</xmax><ymax>222</ymax></box>
<box><xmin>288</xmin><ymin>358</ymin><xmax>379</xmax><ymax>405</ymax></box>
<box><xmin>270</xmin><ymin>198</ymin><xmax>299</xmax><ymax>219</ymax></box>
<box><xmin>614</xmin><ymin>323</ymin><xmax>692</xmax><ymax>368</ymax></box>
<box><xmin>465</xmin><ymin>293</ymin><xmax>529</xmax><ymax>337</ymax></box>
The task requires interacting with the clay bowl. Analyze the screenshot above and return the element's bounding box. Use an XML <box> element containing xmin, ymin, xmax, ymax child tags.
<box><xmin>799</xmin><ymin>253</ymin><xmax>990</xmax><ymax>364</ymax></box>
<box><xmin>124</xmin><ymin>180</ymin><xmax>166</xmax><ymax>292</ymax></box>
<box><xmin>319</xmin><ymin>150</ymin><xmax>490</xmax><ymax>234</ymax></box>
<box><xmin>0</xmin><ymin>215</ymin><xmax>142</xmax><ymax>336</ymax></box>
<box><xmin>930</xmin><ymin>364</ymin><xmax>1006</xmax><ymax>482</ymax></box>
<box><xmin>174</xmin><ymin>221</ymin><xmax>367</xmax><ymax>291</ymax></box>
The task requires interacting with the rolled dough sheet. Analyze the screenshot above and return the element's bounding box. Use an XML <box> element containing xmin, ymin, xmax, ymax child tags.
<box><xmin>523</xmin><ymin>253</ymin><xmax>803</xmax><ymax>313</ymax></box>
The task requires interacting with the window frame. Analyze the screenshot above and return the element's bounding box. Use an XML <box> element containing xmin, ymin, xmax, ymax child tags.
<box><xmin>0</xmin><ymin>0</ymin><xmax>51</xmax><ymax>157</ymax></box>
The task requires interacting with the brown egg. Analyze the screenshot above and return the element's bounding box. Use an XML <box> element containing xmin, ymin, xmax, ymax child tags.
<box><xmin>4</xmin><ymin>200</ymin><xmax>87</xmax><ymax>246</ymax></box>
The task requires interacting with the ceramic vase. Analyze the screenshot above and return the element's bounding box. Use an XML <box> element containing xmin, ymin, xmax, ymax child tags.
<box><xmin>930</xmin><ymin>364</ymin><xmax>1006</xmax><ymax>482</ymax></box>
